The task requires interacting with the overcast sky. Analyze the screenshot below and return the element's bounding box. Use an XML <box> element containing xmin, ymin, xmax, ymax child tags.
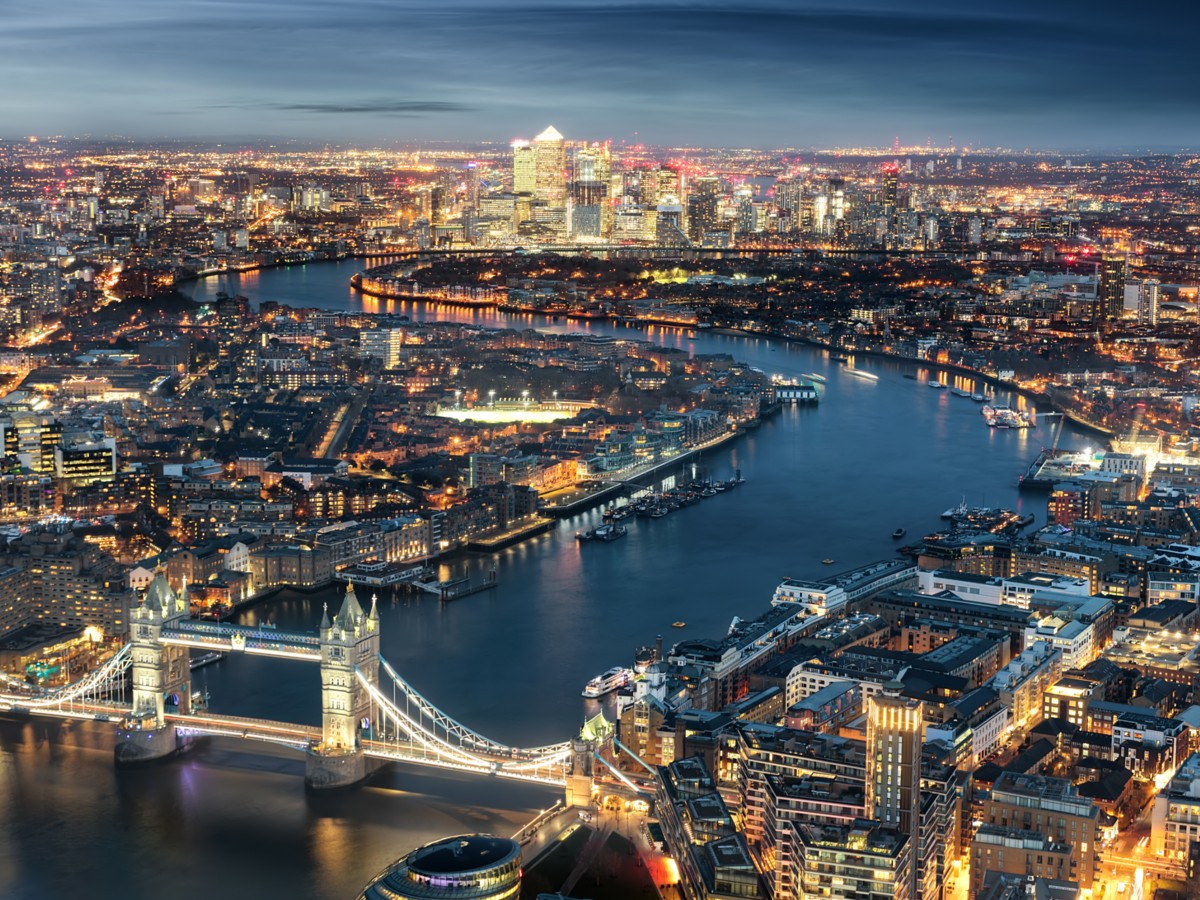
<box><xmin>2</xmin><ymin>0</ymin><xmax>1195</xmax><ymax>149</ymax></box>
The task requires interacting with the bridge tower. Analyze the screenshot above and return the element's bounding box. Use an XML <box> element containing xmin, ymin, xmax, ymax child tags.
<box><xmin>115</xmin><ymin>569</ymin><xmax>191</xmax><ymax>765</ymax></box>
<box><xmin>306</xmin><ymin>581</ymin><xmax>380</xmax><ymax>791</ymax></box>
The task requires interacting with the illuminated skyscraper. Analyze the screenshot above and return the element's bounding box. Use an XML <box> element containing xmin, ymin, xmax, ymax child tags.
<box><xmin>1138</xmin><ymin>278</ymin><xmax>1160</xmax><ymax>326</ymax></box>
<box><xmin>572</xmin><ymin>144</ymin><xmax>611</xmax><ymax>239</ymax></box>
<box><xmin>686</xmin><ymin>176</ymin><xmax>719</xmax><ymax>243</ymax></box>
<box><xmin>654</xmin><ymin>166</ymin><xmax>681</xmax><ymax>206</ymax></box>
<box><xmin>534</xmin><ymin>125</ymin><xmax>566</xmax><ymax>205</ymax></box>
<box><xmin>866</xmin><ymin>683</ymin><xmax>923</xmax><ymax>900</ymax></box>
<box><xmin>1100</xmin><ymin>256</ymin><xmax>1128</xmax><ymax>320</ymax></box>
<box><xmin>883</xmin><ymin>168</ymin><xmax>898</xmax><ymax>206</ymax></box>
<box><xmin>512</xmin><ymin>142</ymin><xmax>536</xmax><ymax>195</ymax></box>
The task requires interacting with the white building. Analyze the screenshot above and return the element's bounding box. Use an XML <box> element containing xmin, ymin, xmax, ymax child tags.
<box><xmin>988</xmin><ymin>641</ymin><xmax>1063</xmax><ymax>730</ymax></box>
<box><xmin>1152</xmin><ymin>752</ymin><xmax>1200</xmax><ymax>858</ymax></box>
<box><xmin>1148</xmin><ymin>572</ymin><xmax>1200</xmax><ymax>605</ymax></box>
<box><xmin>1026</xmin><ymin>616</ymin><xmax>1094</xmax><ymax>670</ymax></box>
<box><xmin>919</xmin><ymin>569</ymin><xmax>1004</xmax><ymax>604</ymax></box>
<box><xmin>772</xmin><ymin>579</ymin><xmax>847</xmax><ymax>616</ymax></box>
<box><xmin>1000</xmin><ymin>572</ymin><xmax>1090</xmax><ymax>609</ymax></box>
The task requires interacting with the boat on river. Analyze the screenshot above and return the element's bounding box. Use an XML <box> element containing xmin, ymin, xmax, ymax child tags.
<box><xmin>892</xmin><ymin>528</ymin><xmax>906</xmax><ymax>539</ymax></box>
<box><xmin>582</xmin><ymin>667</ymin><xmax>632</xmax><ymax>698</ymax></box>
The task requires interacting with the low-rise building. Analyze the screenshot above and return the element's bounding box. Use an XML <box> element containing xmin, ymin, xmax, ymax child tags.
<box><xmin>989</xmin><ymin>642</ymin><xmax>1064</xmax><ymax>731</ymax></box>
<box><xmin>969</xmin><ymin>825</ymin><xmax>1075</xmax><ymax>900</ymax></box>
<box><xmin>247</xmin><ymin>544</ymin><xmax>331</xmax><ymax>589</ymax></box>
<box><xmin>1152</xmin><ymin>751</ymin><xmax>1200</xmax><ymax>859</ymax></box>
<box><xmin>976</xmin><ymin>772</ymin><xmax>1101</xmax><ymax>891</ymax></box>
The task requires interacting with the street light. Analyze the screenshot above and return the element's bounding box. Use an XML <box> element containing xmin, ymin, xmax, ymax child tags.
<box><xmin>488</xmin><ymin>389</ymin><xmax>495</xmax><ymax>407</ymax></box>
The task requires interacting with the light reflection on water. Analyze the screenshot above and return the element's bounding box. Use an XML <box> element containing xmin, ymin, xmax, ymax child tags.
<box><xmin>0</xmin><ymin>258</ymin><xmax>1103</xmax><ymax>900</ymax></box>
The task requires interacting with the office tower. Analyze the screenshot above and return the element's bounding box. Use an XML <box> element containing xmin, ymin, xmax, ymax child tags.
<box><xmin>968</xmin><ymin>217</ymin><xmax>982</xmax><ymax>245</ymax></box>
<box><xmin>512</xmin><ymin>141</ymin><xmax>536</xmax><ymax>195</ymax></box>
<box><xmin>1138</xmin><ymin>279</ymin><xmax>1160</xmax><ymax>326</ymax></box>
<box><xmin>828</xmin><ymin>177</ymin><xmax>845</xmax><ymax>222</ymax></box>
<box><xmin>430</xmin><ymin>185</ymin><xmax>447</xmax><ymax>225</ymax></box>
<box><xmin>464</xmin><ymin>164</ymin><xmax>480</xmax><ymax>210</ymax></box>
<box><xmin>883</xmin><ymin>165</ymin><xmax>899</xmax><ymax>208</ymax></box>
<box><xmin>534</xmin><ymin>125</ymin><xmax>566</xmax><ymax>205</ymax></box>
<box><xmin>655</xmin><ymin>166</ymin><xmax>681</xmax><ymax>206</ymax></box>
<box><xmin>812</xmin><ymin>194</ymin><xmax>829</xmax><ymax>232</ymax></box>
<box><xmin>637</xmin><ymin>168</ymin><xmax>659</xmax><ymax>206</ymax></box>
<box><xmin>572</xmin><ymin>144</ymin><xmax>611</xmax><ymax>239</ymax></box>
<box><xmin>687</xmin><ymin>176</ymin><xmax>719</xmax><ymax>244</ymax></box>
<box><xmin>1100</xmin><ymin>256</ymin><xmax>1127</xmax><ymax>320</ymax></box>
<box><xmin>0</xmin><ymin>413</ymin><xmax>62</xmax><ymax>474</ymax></box>
<box><xmin>866</xmin><ymin>683</ymin><xmax>923</xmax><ymax>900</ymax></box>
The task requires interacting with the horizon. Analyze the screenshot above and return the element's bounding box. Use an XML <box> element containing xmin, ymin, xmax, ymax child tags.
<box><xmin>5</xmin><ymin>0</ymin><xmax>1200</xmax><ymax>149</ymax></box>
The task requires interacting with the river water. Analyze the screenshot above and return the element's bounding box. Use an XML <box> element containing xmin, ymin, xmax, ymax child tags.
<box><xmin>0</xmin><ymin>260</ymin><xmax>1100</xmax><ymax>900</ymax></box>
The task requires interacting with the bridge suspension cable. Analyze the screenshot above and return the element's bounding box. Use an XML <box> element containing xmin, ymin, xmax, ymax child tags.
<box><xmin>0</xmin><ymin>642</ymin><xmax>132</xmax><ymax>711</ymax></box>
<box><xmin>359</xmin><ymin>659</ymin><xmax>573</xmax><ymax>783</ymax></box>
<box><xmin>375</xmin><ymin>655</ymin><xmax>572</xmax><ymax>758</ymax></box>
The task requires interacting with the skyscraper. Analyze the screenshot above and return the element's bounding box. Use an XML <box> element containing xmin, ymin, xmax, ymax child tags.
<box><xmin>883</xmin><ymin>164</ymin><xmax>899</xmax><ymax>208</ymax></box>
<box><xmin>866</xmin><ymin>683</ymin><xmax>923</xmax><ymax>900</ymax></box>
<box><xmin>1138</xmin><ymin>278</ymin><xmax>1160</xmax><ymax>325</ymax></box>
<box><xmin>533</xmin><ymin>125</ymin><xmax>566</xmax><ymax>206</ymax></box>
<box><xmin>1100</xmin><ymin>256</ymin><xmax>1128</xmax><ymax>320</ymax></box>
<box><xmin>512</xmin><ymin>141</ymin><xmax>536</xmax><ymax>195</ymax></box>
<box><xmin>572</xmin><ymin>144</ymin><xmax>611</xmax><ymax>239</ymax></box>
<box><xmin>686</xmin><ymin>176</ymin><xmax>719</xmax><ymax>244</ymax></box>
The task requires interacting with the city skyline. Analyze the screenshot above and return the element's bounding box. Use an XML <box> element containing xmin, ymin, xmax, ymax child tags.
<box><xmin>4</xmin><ymin>0</ymin><xmax>1200</xmax><ymax>149</ymax></box>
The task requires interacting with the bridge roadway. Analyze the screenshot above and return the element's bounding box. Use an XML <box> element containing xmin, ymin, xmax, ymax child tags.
<box><xmin>0</xmin><ymin>700</ymin><xmax>571</xmax><ymax>786</ymax></box>
<box><xmin>159</xmin><ymin>620</ymin><xmax>321</xmax><ymax>660</ymax></box>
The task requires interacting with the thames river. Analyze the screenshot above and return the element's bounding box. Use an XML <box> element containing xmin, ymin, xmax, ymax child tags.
<box><xmin>0</xmin><ymin>259</ymin><xmax>1100</xmax><ymax>900</ymax></box>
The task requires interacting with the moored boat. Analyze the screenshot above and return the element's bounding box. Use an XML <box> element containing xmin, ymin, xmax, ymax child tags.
<box><xmin>582</xmin><ymin>667</ymin><xmax>632</xmax><ymax>698</ymax></box>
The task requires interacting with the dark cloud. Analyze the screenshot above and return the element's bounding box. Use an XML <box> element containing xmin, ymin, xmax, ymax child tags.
<box><xmin>214</xmin><ymin>100</ymin><xmax>475</xmax><ymax>115</ymax></box>
<box><xmin>0</xmin><ymin>0</ymin><xmax>1195</xmax><ymax>148</ymax></box>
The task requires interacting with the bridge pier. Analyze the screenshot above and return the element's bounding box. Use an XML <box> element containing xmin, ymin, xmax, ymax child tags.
<box><xmin>114</xmin><ymin>718</ymin><xmax>180</xmax><ymax>766</ymax></box>
<box><xmin>565</xmin><ymin>738</ymin><xmax>596</xmax><ymax>808</ymax></box>
<box><xmin>305</xmin><ymin>748</ymin><xmax>367</xmax><ymax>791</ymax></box>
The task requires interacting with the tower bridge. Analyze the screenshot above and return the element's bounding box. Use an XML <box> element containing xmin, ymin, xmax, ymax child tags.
<box><xmin>0</xmin><ymin>571</ymin><xmax>612</xmax><ymax>799</ymax></box>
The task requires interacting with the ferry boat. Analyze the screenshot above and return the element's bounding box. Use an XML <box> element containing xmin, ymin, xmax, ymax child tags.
<box><xmin>927</xmin><ymin>380</ymin><xmax>946</xmax><ymax>389</ymax></box>
<box><xmin>950</xmin><ymin>387</ymin><xmax>972</xmax><ymax>398</ymax></box>
<box><xmin>582</xmin><ymin>667</ymin><xmax>632</xmax><ymax>698</ymax></box>
<box><xmin>806</xmin><ymin>373</ymin><xmax>827</xmax><ymax>383</ymax></box>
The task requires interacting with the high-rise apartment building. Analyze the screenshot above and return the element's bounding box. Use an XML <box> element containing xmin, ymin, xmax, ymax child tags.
<box><xmin>1138</xmin><ymin>278</ymin><xmax>1160</xmax><ymax>326</ymax></box>
<box><xmin>1100</xmin><ymin>256</ymin><xmax>1127</xmax><ymax>320</ymax></box>
<box><xmin>866</xmin><ymin>684</ymin><xmax>924</xmax><ymax>900</ymax></box>
<box><xmin>360</xmin><ymin>329</ymin><xmax>403</xmax><ymax>369</ymax></box>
